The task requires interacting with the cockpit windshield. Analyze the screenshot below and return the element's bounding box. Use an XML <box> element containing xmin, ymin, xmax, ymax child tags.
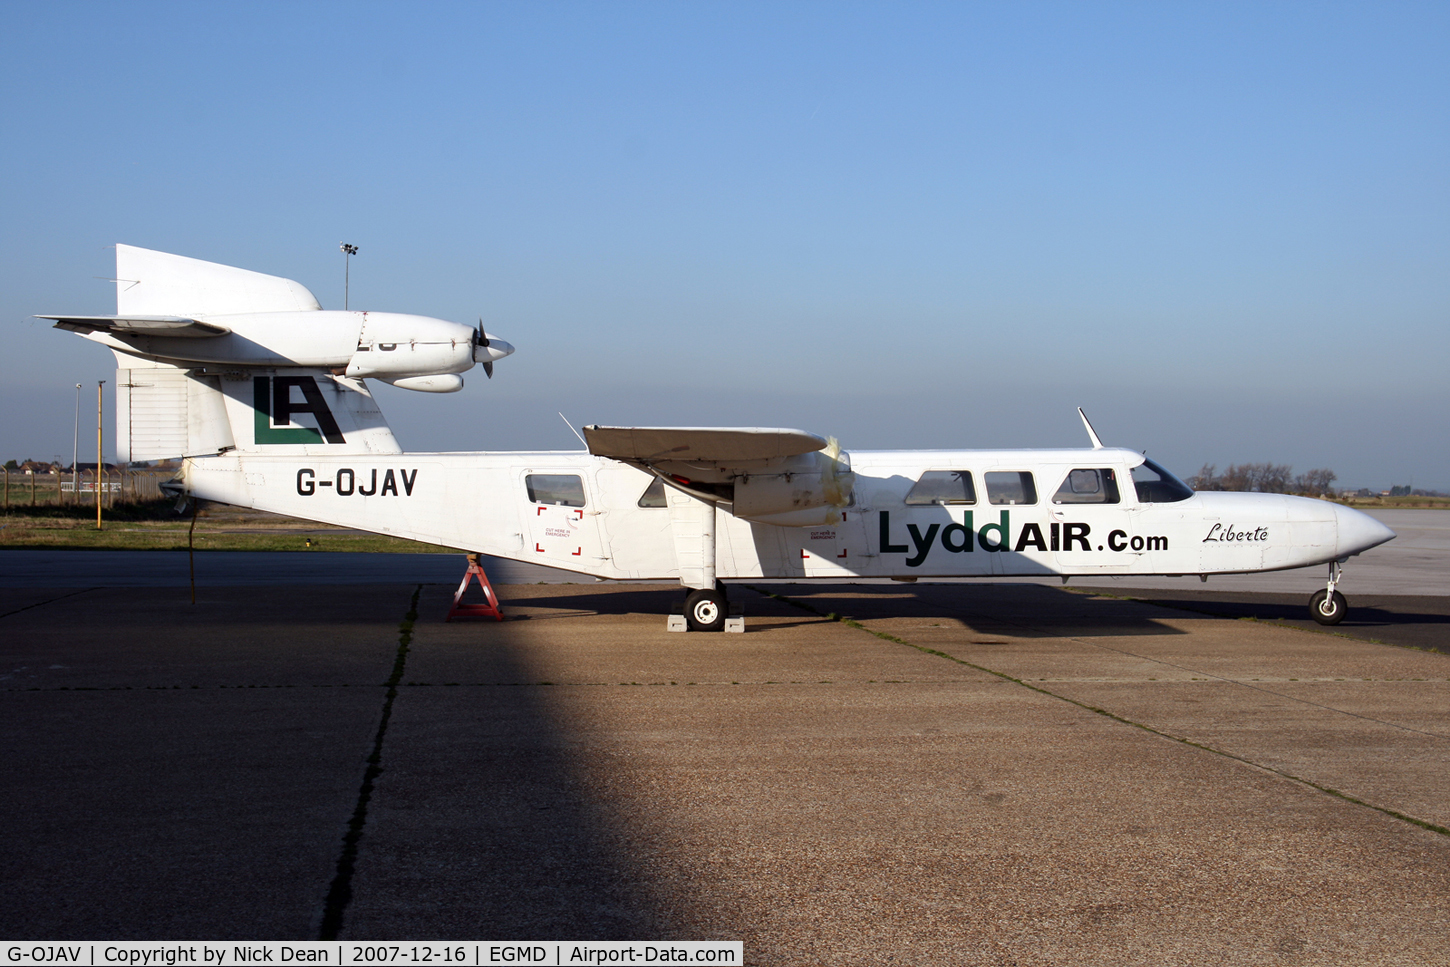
<box><xmin>1131</xmin><ymin>459</ymin><xmax>1194</xmax><ymax>503</ymax></box>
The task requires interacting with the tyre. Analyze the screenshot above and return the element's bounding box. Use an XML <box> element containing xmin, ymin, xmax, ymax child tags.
<box><xmin>685</xmin><ymin>587</ymin><xmax>727</xmax><ymax>632</ymax></box>
<box><xmin>1309</xmin><ymin>588</ymin><xmax>1347</xmax><ymax>625</ymax></box>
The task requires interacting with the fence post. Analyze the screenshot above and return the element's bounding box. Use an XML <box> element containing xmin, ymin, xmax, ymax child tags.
<box><xmin>31</xmin><ymin>472</ymin><xmax>37</xmax><ymax>507</ymax></box>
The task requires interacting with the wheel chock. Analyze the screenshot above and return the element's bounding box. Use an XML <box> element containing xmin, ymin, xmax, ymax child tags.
<box><xmin>666</xmin><ymin>615</ymin><xmax>688</xmax><ymax>632</ymax></box>
<box><xmin>446</xmin><ymin>554</ymin><xmax>504</xmax><ymax>622</ymax></box>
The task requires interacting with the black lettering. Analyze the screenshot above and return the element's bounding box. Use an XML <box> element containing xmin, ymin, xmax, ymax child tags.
<box><xmin>1108</xmin><ymin>529</ymin><xmax>1128</xmax><ymax>551</ymax></box>
<box><xmin>1147</xmin><ymin>535</ymin><xmax>1169</xmax><ymax>550</ymax></box>
<box><xmin>1062</xmin><ymin>522</ymin><xmax>1091</xmax><ymax>552</ymax></box>
<box><xmin>978</xmin><ymin>510</ymin><xmax>1010</xmax><ymax>551</ymax></box>
<box><xmin>905</xmin><ymin>522</ymin><xmax>940</xmax><ymax>567</ymax></box>
<box><xmin>337</xmin><ymin>468</ymin><xmax>355</xmax><ymax>496</ymax></box>
<box><xmin>274</xmin><ymin>376</ymin><xmax>346</xmax><ymax>444</ymax></box>
<box><xmin>296</xmin><ymin>468</ymin><xmax>315</xmax><ymax>495</ymax></box>
<box><xmin>1050</xmin><ymin>521</ymin><xmax>1060</xmax><ymax>551</ymax></box>
<box><xmin>1203</xmin><ymin>522</ymin><xmax>1222</xmax><ymax>543</ymax></box>
<box><xmin>358</xmin><ymin>469</ymin><xmax>378</xmax><ymax>496</ymax></box>
<box><xmin>879</xmin><ymin>511</ymin><xmax>908</xmax><ymax>553</ymax></box>
<box><xmin>1130</xmin><ymin>534</ymin><xmax>1144</xmax><ymax>551</ymax></box>
<box><xmin>400</xmin><ymin>468</ymin><xmax>417</xmax><ymax>496</ymax></box>
<box><xmin>381</xmin><ymin>469</ymin><xmax>398</xmax><ymax>496</ymax></box>
<box><xmin>1014</xmin><ymin>522</ymin><xmax>1047</xmax><ymax>552</ymax></box>
<box><xmin>941</xmin><ymin>512</ymin><xmax>974</xmax><ymax>552</ymax></box>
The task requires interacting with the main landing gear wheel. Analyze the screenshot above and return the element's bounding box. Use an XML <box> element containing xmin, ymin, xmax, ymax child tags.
<box><xmin>684</xmin><ymin>587</ymin><xmax>727</xmax><ymax>632</ymax></box>
<box><xmin>1309</xmin><ymin>588</ymin><xmax>1347</xmax><ymax>625</ymax></box>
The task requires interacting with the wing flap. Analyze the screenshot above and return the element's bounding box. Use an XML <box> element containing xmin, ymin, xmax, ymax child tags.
<box><xmin>583</xmin><ymin>425</ymin><xmax>827</xmax><ymax>463</ymax></box>
<box><xmin>39</xmin><ymin>315</ymin><xmax>231</xmax><ymax>338</ymax></box>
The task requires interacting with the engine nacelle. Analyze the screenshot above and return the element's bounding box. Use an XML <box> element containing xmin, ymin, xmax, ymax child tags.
<box><xmin>729</xmin><ymin>450</ymin><xmax>855</xmax><ymax>525</ymax></box>
<box><xmin>379</xmin><ymin>374</ymin><xmax>465</xmax><ymax>393</ymax></box>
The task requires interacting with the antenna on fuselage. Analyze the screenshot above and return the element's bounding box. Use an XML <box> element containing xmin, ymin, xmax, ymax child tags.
<box><xmin>1077</xmin><ymin>407</ymin><xmax>1105</xmax><ymax>449</ymax></box>
<box><xmin>558</xmin><ymin>412</ymin><xmax>587</xmax><ymax>447</ymax></box>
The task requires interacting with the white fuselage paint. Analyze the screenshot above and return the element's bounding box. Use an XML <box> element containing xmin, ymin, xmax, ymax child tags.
<box><xmin>182</xmin><ymin>446</ymin><xmax>1394</xmax><ymax>581</ymax></box>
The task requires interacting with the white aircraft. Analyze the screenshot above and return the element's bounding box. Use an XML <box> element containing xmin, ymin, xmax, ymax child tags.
<box><xmin>43</xmin><ymin>246</ymin><xmax>1395</xmax><ymax>630</ymax></box>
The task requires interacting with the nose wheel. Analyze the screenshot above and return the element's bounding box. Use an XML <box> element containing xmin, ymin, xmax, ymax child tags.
<box><xmin>1309</xmin><ymin>562</ymin><xmax>1348</xmax><ymax>625</ymax></box>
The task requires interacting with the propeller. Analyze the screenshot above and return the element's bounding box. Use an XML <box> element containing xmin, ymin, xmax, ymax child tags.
<box><xmin>474</xmin><ymin>317</ymin><xmax>492</xmax><ymax>378</ymax></box>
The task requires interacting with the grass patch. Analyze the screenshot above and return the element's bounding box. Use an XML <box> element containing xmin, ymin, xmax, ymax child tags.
<box><xmin>0</xmin><ymin>503</ymin><xmax>457</xmax><ymax>553</ymax></box>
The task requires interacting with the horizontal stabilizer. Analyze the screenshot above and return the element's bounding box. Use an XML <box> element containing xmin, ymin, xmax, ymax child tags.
<box><xmin>583</xmin><ymin>425</ymin><xmax>827</xmax><ymax>463</ymax></box>
<box><xmin>39</xmin><ymin>315</ymin><xmax>230</xmax><ymax>338</ymax></box>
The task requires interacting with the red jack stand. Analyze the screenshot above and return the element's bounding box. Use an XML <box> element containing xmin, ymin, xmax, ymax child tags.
<box><xmin>446</xmin><ymin>553</ymin><xmax>504</xmax><ymax>622</ymax></box>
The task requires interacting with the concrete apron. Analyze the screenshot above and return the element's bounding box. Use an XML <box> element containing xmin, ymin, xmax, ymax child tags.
<box><xmin>344</xmin><ymin>582</ymin><xmax>1450</xmax><ymax>962</ymax></box>
<box><xmin>2</xmin><ymin>581</ymin><xmax>1447</xmax><ymax>963</ymax></box>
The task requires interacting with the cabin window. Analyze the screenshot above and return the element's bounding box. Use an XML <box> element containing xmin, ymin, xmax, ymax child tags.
<box><xmin>638</xmin><ymin>477</ymin><xmax>668</xmax><ymax>508</ymax></box>
<box><xmin>1053</xmin><ymin>468</ymin><xmax>1121</xmax><ymax>504</ymax></box>
<box><xmin>904</xmin><ymin>470</ymin><xmax>977</xmax><ymax>505</ymax></box>
<box><xmin>985</xmin><ymin>471</ymin><xmax>1037</xmax><ymax>505</ymax></box>
<box><xmin>1131</xmin><ymin>460</ymin><xmax>1194</xmax><ymax>503</ymax></box>
<box><xmin>526</xmin><ymin>473</ymin><xmax>586</xmax><ymax>507</ymax></box>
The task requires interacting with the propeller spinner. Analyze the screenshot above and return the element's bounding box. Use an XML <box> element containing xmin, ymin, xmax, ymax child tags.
<box><xmin>472</xmin><ymin>317</ymin><xmax>515</xmax><ymax>378</ymax></box>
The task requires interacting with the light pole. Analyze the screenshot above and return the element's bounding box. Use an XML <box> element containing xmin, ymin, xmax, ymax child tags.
<box><xmin>72</xmin><ymin>382</ymin><xmax>81</xmax><ymax>505</ymax></box>
<box><xmin>340</xmin><ymin>243</ymin><xmax>358</xmax><ymax>309</ymax></box>
<box><xmin>96</xmin><ymin>380</ymin><xmax>105</xmax><ymax>530</ymax></box>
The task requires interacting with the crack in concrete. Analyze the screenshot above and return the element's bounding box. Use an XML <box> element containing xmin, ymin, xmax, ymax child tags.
<box><xmin>318</xmin><ymin>584</ymin><xmax>421</xmax><ymax>940</ymax></box>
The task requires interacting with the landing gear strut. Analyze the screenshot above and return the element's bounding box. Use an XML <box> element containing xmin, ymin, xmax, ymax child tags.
<box><xmin>1309</xmin><ymin>562</ymin><xmax>1348</xmax><ymax>625</ymax></box>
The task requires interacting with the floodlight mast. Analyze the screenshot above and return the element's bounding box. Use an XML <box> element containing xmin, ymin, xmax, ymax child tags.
<box><xmin>72</xmin><ymin>382</ymin><xmax>81</xmax><ymax>504</ymax></box>
<box><xmin>95</xmin><ymin>380</ymin><xmax>105</xmax><ymax>530</ymax></box>
<box><xmin>340</xmin><ymin>243</ymin><xmax>358</xmax><ymax>310</ymax></box>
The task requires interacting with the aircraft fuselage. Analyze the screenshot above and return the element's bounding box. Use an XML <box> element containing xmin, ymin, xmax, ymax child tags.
<box><xmin>182</xmin><ymin>446</ymin><xmax>1391</xmax><ymax>582</ymax></box>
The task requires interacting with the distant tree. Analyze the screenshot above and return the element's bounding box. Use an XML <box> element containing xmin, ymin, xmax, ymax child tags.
<box><xmin>1255</xmin><ymin>464</ymin><xmax>1295</xmax><ymax>493</ymax></box>
<box><xmin>3</xmin><ymin>459</ymin><xmax>16</xmax><ymax>471</ymax></box>
<box><xmin>1389</xmin><ymin>485</ymin><xmax>1411</xmax><ymax>497</ymax></box>
<box><xmin>1217</xmin><ymin>463</ymin><xmax>1294</xmax><ymax>493</ymax></box>
<box><xmin>1219</xmin><ymin>464</ymin><xmax>1253</xmax><ymax>491</ymax></box>
<box><xmin>1187</xmin><ymin>464</ymin><xmax>1219</xmax><ymax>490</ymax></box>
<box><xmin>1294</xmin><ymin>468</ymin><xmax>1337</xmax><ymax>496</ymax></box>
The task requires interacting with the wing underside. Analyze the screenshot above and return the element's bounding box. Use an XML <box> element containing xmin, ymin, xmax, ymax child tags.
<box><xmin>582</xmin><ymin>425</ymin><xmax>827</xmax><ymax>464</ymax></box>
<box><xmin>39</xmin><ymin>315</ymin><xmax>231</xmax><ymax>338</ymax></box>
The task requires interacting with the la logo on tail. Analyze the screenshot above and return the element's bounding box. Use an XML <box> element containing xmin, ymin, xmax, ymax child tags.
<box><xmin>253</xmin><ymin>376</ymin><xmax>346</xmax><ymax>445</ymax></box>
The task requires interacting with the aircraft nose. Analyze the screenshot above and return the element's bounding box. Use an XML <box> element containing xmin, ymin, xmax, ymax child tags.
<box><xmin>1335</xmin><ymin>504</ymin><xmax>1396</xmax><ymax>558</ymax></box>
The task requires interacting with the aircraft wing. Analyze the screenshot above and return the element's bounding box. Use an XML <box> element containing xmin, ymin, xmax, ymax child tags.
<box><xmin>583</xmin><ymin>425</ymin><xmax>827</xmax><ymax>463</ymax></box>
<box><xmin>37</xmin><ymin>315</ymin><xmax>231</xmax><ymax>338</ymax></box>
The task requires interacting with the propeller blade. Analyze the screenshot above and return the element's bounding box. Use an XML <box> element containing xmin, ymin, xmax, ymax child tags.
<box><xmin>476</xmin><ymin>317</ymin><xmax>489</xmax><ymax>348</ymax></box>
<box><xmin>483</xmin><ymin>361</ymin><xmax>493</xmax><ymax>378</ymax></box>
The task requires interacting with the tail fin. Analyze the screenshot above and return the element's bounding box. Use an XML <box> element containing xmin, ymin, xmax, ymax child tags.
<box><xmin>116</xmin><ymin>244</ymin><xmax>322</xmax><ymax>316</ymax></box>
<box><xmin>117</xmin><ymin>359</ymin><xmax>400</xmax><ymax>462</ymax></box>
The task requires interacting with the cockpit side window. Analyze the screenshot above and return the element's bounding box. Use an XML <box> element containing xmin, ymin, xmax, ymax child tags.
<box><xmin>904</xmin><ymin>470</ymin><xmax>977</xmax><ymax>505</ymax></box>
<box><xmin>525</xmin><ymin>473</ymin><xmax>586</xmax><ymax>507</ymax></box>
<box><xmin>985</xmin><ymin>471</ymin><xmax>1037</xmax><ymax>505</ymax></box>
<box><xmin>1053</xmin><ymin>468</ymin><xmax>1121</xmax><ymax>504</ymax></box>
<box><xmin>1131</xmin><ymin>460</ymin><xmax>1194</xmax><ymax>503</ymax></box>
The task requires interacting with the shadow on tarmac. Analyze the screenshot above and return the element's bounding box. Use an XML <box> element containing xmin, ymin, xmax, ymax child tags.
<box><xmin>335</xmin><ymin>605</ymin><xmax>703</xmax><ymax>939</ymax></box>
<box><xmin>497</xmin><ymin>582</ymin><xmax>1195</xmax><ymax>638</ymax></box>
<box><xmin>1088</xmin><ymin>588</ymin><xmax>1450</xmax><ymax>654</ymax></box>
<box><xmin>0</xmin><ymin>584</ymin><xmax>701</xmax><ymax>940</ymax></box>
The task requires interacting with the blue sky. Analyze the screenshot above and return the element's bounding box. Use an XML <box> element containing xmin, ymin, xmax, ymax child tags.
<box><xmin>3</xmin><ymin>1</ymin><xmax>1447</xmax><ymax>489</ymax></box>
